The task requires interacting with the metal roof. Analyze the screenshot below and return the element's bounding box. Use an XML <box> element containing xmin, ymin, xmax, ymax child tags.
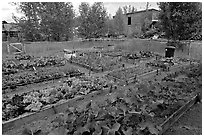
<box><xmin>126</xmin><ymin>8</ymin><xmax>159</xmax><ymax>15</ymax></box>
<box><xmin>2</xmin><ymin>23</ymin><xmax>20</xmax><ymax>32</ymax></box>
<box><xmin>63</xmin><ymin>49</ymin><xmax>73</xmax><ymax>52</ymax></box>
<box><xmin>166</xmin><ymin>46</ymin><xmax>176</xmax><ymax>49</ymax></box>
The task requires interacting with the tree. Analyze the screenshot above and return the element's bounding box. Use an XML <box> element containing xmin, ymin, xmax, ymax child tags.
<box><xmin>12</xmin><ymin>2</ymin><xmax>42</xmax><ymax>41</ymax></box>
<box><xmin>106</xmin><ymin>18</ymin><xmax>116</xmax><ymax>37</ymax></box>
<box><xmin>123</xmin><ymin>5</ymin><xmax>137</xmax><ymax>14</ymax></box>
<box><xmin>158</xmin><ymin>2</ymin><xmax>202</xmax><ymax>41</ymax></box>
<box><xmin>77</xmin><ymin>2</ymin><xmax>90</xmax><ymax>38</ymax></box>
<box><xmin>39</xmin><ymin>2</ymin><xmax>75</xmax><ymax>41</ymax></box>
<box><xmin>78</xmin><ymin>2</ymin><xmax>108</xmax><ymax>38</ymax></box>
<box><xmin>113</xmin><ymin>7</ymin><xmax>125</xmax><ymax>35</ymax></box>
<box><xmin>141</xmin><ymin>18</ymin><xmax>152</xmax><ymax>33</ymax></box>
<box><xmin>141</xmin><ymin>2</ymin><xmax>152</xmax><ymax>34</ymax></box>
<box><xmin>13</xmin><ymin>2</ymin><xmax>75</xmax><ymax>41</ymax></box>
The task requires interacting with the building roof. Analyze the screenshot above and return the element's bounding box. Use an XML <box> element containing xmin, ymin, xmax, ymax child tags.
<box><xmin>126</xmin><ymin>8</ymin><xmax>159</xmax><ymax>15</ymax></box>
<box><xmin>2</xmin><ymin>23</ymin><xmax>20</xmax><ymax>32</ymax></box>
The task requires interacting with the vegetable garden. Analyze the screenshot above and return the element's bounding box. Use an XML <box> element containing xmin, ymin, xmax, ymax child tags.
<box><xmin>69</xmin><ymin>51</ymin><xmax>124</xmax><ymax>72</ymax></box>
<box><xmin>2</xmin><ymin>75</ymin><xmax>110</xmax><ymax>121</ymax></box>
<box><xmin>2</xmin><ymin>48</ymin><xmax>202</xmax><ymax>135</ymax></box>
<box><xmin>3</xmin><ymin>55</ymin><xmax>66</xmax><ymax>75</ymax></box>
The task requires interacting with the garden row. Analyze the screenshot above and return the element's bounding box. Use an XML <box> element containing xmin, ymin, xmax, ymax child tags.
<box><xmin>104</xmin><ymin>50</ymin><xmax>155</xmax><ymax>59</ymax></box>
<box><xmin>81</xmin><ymin>37</ymin><xmax>126</xmax><ymax>42</ymax></box>
<box><xmin>103</xmin><ymin>50</ymin><xmax>157</xmax><ymax>65</ymax></box>
<box><xmin>2</xmin><ymin>75</ymin><xmax>111</xmax><ymax>122</ymax></box>
<box><xmin>69</xmin><ymin>51</ymin><xmax>124</xmax><ymax>72</ymax></box>
<box><xmin>8</xmin><ymin>63</ymin><xmax>201</xmax><ymax>135</ymax></box>
<box><xmin>3</xmin><ymin>55</ymin><xmax>66</xmax><ymax>75</ymax></box>
<box><xmin>146</xmin><ymin>57</ymin><xmax>192</xmax><ymax>70</ymax></box>
<box><xmin>2</xmin><ymin>66</ymin><xmax>82</xmax><ymax>90</ymax></box>
<box><xmin>68</xmin><ymin>50</ymin><xmax>157</xmax><ymax>72</ymax></box>
<box><xmin>107</xmin><ymin>64</ymin><xmax>155</xmax><ymax>82</ymax></box>
<box><xmin>107</xmin><ymin>56</ymin><xmax>195</xmax><ymax>84</ymax></box>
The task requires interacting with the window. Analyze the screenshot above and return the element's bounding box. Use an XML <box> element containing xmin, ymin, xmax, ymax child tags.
<box><xmin>128</xmin><ymin>17</ymin><xmax>131</xmax><ymax>25</ymax></box>
<box><xmin>9</xmin><ymin>31</ymin><xmax>18</xmax><ymax>37</ymax></box>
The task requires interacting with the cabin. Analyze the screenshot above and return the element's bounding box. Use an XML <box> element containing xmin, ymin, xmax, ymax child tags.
<box><xmin>123</xmin><ymin>9</ymin><xmax>159</xmax><ymax>37</ymax></box>
<box><xmin>2</xmin><ymin>21</ymin><xmax>20</xmax><ymax>41</ymax></box>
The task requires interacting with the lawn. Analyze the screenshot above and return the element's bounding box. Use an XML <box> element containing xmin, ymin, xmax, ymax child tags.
<box><xmin>2</xmin><ymin>38</ymin><xmax>202</xmax><ymax>60</ymax></box>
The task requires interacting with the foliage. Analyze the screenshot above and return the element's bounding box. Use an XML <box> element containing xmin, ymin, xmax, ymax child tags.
<box><xmin>141</xmin><ymin>17</ymin><xmax>153</xmax><ymax>34</ymax></box>
<box><xmin>20</xmin><ymin>63</ymin><xmax>201</xmax><ymax>135</ymax></box>
<box><xmin>2</xmin><ymin>65</ymin><xmax>82</xmax><ymax>90</ymax></box>
<box><xmin>113</xmin><ymin>7</ymin><xmax>125</xmax><ymax>35</ymax></box>
<box><xmin>105</xmin><ymin>18</ymin><xmax>117</xmax><ymax>37</ymax></box>
<box><xmin>2</xmin><ymin>76</ymin><xmax>110</xmax><ymax>121</ymax></box>
<box><xmin>70</xmin><ymin>51</ymin><xmax>125</xmax><ymax>72</ymax></box>
<box><xmin>39</xmin><ymin>2</ymin><xmax>75</xmax><ymax>41</ymax></box>
<box><xmin>122</xmin><ymin>5</ymin><xmax>137</xmax><ymax>14</ymax></box>
<box><xmin>12</xmin><ymin>2</ymin><xmax>42</xmax><ymax>41</ymax></box>
<box><xmin>108</xmin><ymin>64</ymin><xmax>154</xmax><ymax>80</ymax></box>
<box><xmin>141</xmin><ymin>10</ymin><xmax>154</xmax><ymax>34</ymax></box>
<box><xmin>12</xmin><ymin>2</ymin><xmax>75</xmax><ymax>41</ymax></box>
<box><xmin>2</xmin><ymin>55</ymin><xmax>66</xmax><ymax>75</ymax></box>
<box><xmin>158</xmin><ymin>2</ymin><xmax>202</xmax><ymax>40</ymax></box>
<box><xmin>78</xmin><ymin>2</ymin><xmax>108</xmax><ymax>38</ymax></box>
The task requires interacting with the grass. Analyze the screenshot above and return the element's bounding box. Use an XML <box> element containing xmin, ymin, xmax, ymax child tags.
<box><xmin>2</xmin><ymin>38</ymin><xmax>202</xmax><ymax>60</ymax></box>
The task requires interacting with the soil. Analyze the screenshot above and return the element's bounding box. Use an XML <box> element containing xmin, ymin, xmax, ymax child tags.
<box><xmin>164</xmin><ymin>102</ymin><xmax>202</xmax><ymax>135</ymax></box>
<box><xmin>3</xmin><ymin>63</ymin><xmax>84</xmax><ymax>96</ymax></box>
<box><xmin>3</xmin><ymin>51</ymin><xmax>201</xmax><ymax>135</ymax></box>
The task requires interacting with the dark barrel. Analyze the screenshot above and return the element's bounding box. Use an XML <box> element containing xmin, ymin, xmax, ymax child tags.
<box><xmin>165</xmin><ymin>46</ymin><xmax>175</xmax><ymax>58</ymax></box>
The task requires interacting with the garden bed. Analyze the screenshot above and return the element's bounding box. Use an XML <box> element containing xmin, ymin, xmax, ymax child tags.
<box><xmin>2</xmin><ymin>66</ymin><xmax>82</xmax><ymax>90</ymax></box>
<box><xmin>103</xmin><ymin>50</ymin><xmax>157</xmax><ymax>65</ymax></box>
<box><xmin>2</xmin><ymin>54</ymin><xmax>66</xmax><ymax>75</ymax></box>
<box><xmin>107</xmin><ymin>64</ymin><xmax>155</xmax><ymax>82</ymax></box>
<box><xmin>2</xmin><ymin>62</ymin><xmax>201</xmax><ymax>135</ymax></box>
<box><xmin>68</xmin><ymin>51</ymin><xmax>124</xmax><ymax>72</ymax></box>
<box><xmin>159</xmin><ymin>94</ymin><xmax>200</xmax><ymax>134</ymax></box>
<box><xmin>2</xmin><ymin>75</ymin><xmax>110</xmax><ymax>122</ymax></box>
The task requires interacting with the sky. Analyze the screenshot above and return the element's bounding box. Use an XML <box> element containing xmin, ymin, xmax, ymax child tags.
<box><xmin>1</xmin><ymin>1</ymin><xmax>159</xmax><ymax>23</ymax></box>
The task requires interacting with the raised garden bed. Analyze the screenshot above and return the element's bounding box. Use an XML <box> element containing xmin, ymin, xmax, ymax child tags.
<box><xmin>68</xmin><ymin>51</ymin><xmax>124</xmax><ymax>72</ymax></box>
<box><xmin>145</xmin><ymin>57</ymin><xmax>196</xmax><ymax>70</ymax></box>
<box><xmin>2</xmin><ymin>76</ymin><xmax>110</xmax><ymax>122</ymax></box>
<box><xmin>2</xmin><ymin>62</ymin><xmax>201</xmax><ymax>135</ymax></box>
<box><xmin>107</xmin><ymin>64</ymin><xmax>155</xmax><ymax>81</ymax></box>
<box><xmin>2</xmin><ymin>55</ymin><xmax>66</xmax><ymax>75</ymax></box>
<box><xmin>158</xmin><ymin>95</ymin><xmax>200</xmax><ymax>134</ymax></box>
<box><xmin>2</xmin><ymin>66</ymin><xmax>83</xmax><ymax>90</ymax></box>
<box><xmin>104</xmin><ymin>50</ymin><xmax>157</xmax><ymax>65</ymax></box>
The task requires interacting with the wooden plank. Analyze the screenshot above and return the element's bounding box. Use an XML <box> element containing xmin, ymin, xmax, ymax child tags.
<box><xmin>159</xmin><ymin>95</ymin><xmax>198</xmax><ymax>134</ymax></box>
<box><xmin>2</xmin><ymin>72</ymin><xmax>84</xmax><ymax>90</ymax></box>
<box><xmin>2</xmin><ymin>62</ymin><xmax>192</xmax><ymax>134</ymax></box>
<box><xmin>2</xmin><ymin>88</ymin><xmax>110</xmax><ymax>134</ymax></box>
<box><xmin>10</xmin><ymin>44</ymin><xmax>22</xmax><ymax>52</ymax></box>
<box><xmin>140</xmin><ymin>62</ymin><xmax>190</xmax><ymax>81</ymax></box>
<box><xmin>7</xmin><ymin>44</ymin><xmax>10</xmax><ymax>54</ymax></box>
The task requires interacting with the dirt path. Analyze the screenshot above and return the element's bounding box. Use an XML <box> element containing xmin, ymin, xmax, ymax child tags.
<box><xmin>164</xmin><ymin>102</ymin><xmax>202</xmax><ymax>135</ymax></box>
